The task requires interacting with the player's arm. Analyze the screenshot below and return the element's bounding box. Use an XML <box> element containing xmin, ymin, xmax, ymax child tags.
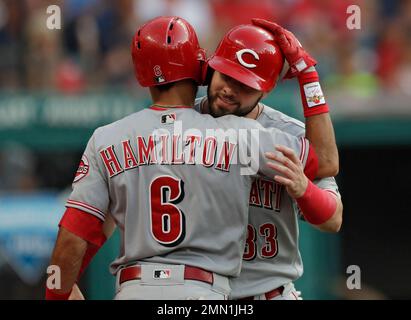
<box><xmin>315</xmin><ymin>192</ymin><xmax>343</xmax><ymax>233</ymax></box>
<box><xmin>67</xmin><ymin>213</ymin><xmax>117</xmax><ymax>300</ymax></box>
<box><xmin>254</xmin><ymin>120</ymin><xmax>318</xmax><ymax>182</ymax></box>
<box><xmin>252</xmin><ymin>19</ymin><xmax>339</xmax><ymax>178</ymax></box>
<box><xmin>266</xmin><ymin>146</ymin><xmax>342</xmax><ymax>233</ymax></box>
<box><xmin>46</xmin><ymin>132</ymin><xmax>111</xmax><ymax>300</ymax></box>
<box><xmin>102</xmin><ymin>213</ymin><xmax>117</xmax><ymax>239</ymax></box>
<box><xmin>305</xmin><ymin>110</ymin><xmax>338</xmax><ymax>177</ymax></box>
<box><xmin>46</xmin><ymin>227</ymin><xmax>88</xmax><ymax>299</ymax></box>
<box><xmin>46</xmin><ymin>207</ymin><xmax>108</xmax><ymax>300</ymax></box>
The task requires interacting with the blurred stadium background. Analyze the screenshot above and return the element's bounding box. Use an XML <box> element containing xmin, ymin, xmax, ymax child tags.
<box><xmin>0</xmin><ymin>0</ymin><xmax>410</xmax><ymax>300</ymax></box>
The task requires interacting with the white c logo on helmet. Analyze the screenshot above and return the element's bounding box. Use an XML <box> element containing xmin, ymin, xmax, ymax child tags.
<box><xmin>236</xmin><ymin>49</ymin><xmax>259</xmax><ymax>69</ymax></box>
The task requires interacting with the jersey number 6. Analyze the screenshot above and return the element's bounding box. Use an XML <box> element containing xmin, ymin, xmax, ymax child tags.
<box><xmin>150</xmin><ymin>175</ymin><xmax>186</xmax><ymax>247</ymax></box>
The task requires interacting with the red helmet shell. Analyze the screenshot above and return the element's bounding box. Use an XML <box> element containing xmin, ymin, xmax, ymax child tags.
<box><xmin>131</xmin><ymin>16</ymin><xmax>205</xmax><ymax>87</ymax></box>
<box><xmin>208</xmin><ymin>24</ymin><xmax>284</xmax><ymax>92</ymax></box>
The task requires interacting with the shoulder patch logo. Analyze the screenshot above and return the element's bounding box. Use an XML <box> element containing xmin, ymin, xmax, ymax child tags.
<box><xmin>303</xmin><ymin>81</ymin><xmax>325</xmax><ymax>107</ymax></box>
<box><xmin>74</xmin><ymin>155</ymin><xmax>89</xmax><ymax>183</ymax></box>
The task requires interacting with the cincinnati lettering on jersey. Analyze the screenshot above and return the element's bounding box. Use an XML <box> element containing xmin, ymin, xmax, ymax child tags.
<box><xmin>249</xmin><ymin>178</ymin><xmax>283</xmax><ymax>212</ymax></box>
<box><xmin>99</xmin><ymin>134</ymin><xmax>237</xmax><ymax>177</ymax></box>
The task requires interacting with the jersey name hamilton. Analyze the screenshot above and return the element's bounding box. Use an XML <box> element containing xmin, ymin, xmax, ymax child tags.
<box><xmin>99</xmin><ymin>133</ymin><xmax>237</xmax><ymax>178</ymax></box>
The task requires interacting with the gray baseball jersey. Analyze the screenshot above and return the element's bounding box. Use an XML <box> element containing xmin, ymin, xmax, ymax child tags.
<box><xmin>227</xmin><ymin>102</ymin><xmax>340</xmax><ymax>299</ymax></box>
<box><xmin>65</xmin><ymin>106</ymin><xmax>312</xmax><ymax>278</ymax></box>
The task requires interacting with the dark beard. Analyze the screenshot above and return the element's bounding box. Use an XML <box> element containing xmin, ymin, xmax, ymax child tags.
<box><xmin>207</xmin><ymin>86</ymin><xmax>263</xmax><ymax>118</ymax></box>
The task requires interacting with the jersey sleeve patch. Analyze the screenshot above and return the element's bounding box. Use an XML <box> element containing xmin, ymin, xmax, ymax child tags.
<box><xmin>303</xmin><ymin>81</ymin><xmax>325</xmax><ymax>108</ymax></box>
<box><xmin>73</xmin><ymin>154</ymin><xmax>90</xmax><ymax>183</ymax></box>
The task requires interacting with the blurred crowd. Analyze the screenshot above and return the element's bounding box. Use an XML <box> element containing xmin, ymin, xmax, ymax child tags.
<box><xmin>0</xmin><ymin>0</ymin><xmax>411</xmax><ymax>100</ymax></box>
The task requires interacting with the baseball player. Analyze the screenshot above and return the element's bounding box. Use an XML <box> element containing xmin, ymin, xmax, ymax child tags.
<box><xmin>66</xmin><ymin>19</ymin><xmax>343</xmax><ymax>301</ymax></box>
<box><xmin>194</xmin><ymin>20</ymin><xmax>343</xmax><ymax>300</ymax></box>
<box><xmin>45</xmin><ymin>16</ymin><xmax>322</xmax><ymax>300</ymax></box>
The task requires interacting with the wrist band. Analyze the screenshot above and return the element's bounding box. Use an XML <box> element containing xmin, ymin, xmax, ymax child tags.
<box><xmin>298</xmin><ymin>70</ymin><xmax>329</xmax><ymax>117</ymax></box>
<box><xmin>296</xmin><ymin>180</ymin><xmax>337</xmax><ymax>225</ymax></box>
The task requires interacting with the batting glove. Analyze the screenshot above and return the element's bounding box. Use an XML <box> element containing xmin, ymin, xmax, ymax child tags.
<box><xmin>252</xmin><ymin>18</ymin><xmax>317</xmax><ymax>79</ymax></box>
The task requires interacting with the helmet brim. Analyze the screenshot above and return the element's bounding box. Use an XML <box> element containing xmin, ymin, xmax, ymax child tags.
<box><xmin>208</xmin><ymin>56</ymin><xmax>274</xmax><ymax>92</ymax></box>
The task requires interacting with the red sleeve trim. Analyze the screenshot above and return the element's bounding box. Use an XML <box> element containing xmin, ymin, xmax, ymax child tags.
<box><xmin>66</xmin><ymin>199</ymin><xmax>105</xmax><ymax>221</ymax></box>
<box><xmin>304</xmin><ymin>143</ymin><xmax>319</xmax><ymax>181</ymax></box>
<box><xmin>59</xmin><ymin>208</ymin><xmax>107</xmax><ymax>247</ymax></box>
<box><xmin>299</xmin><ymin>137</ymin><xmax>306</xmax><ymax>162</ymax></box>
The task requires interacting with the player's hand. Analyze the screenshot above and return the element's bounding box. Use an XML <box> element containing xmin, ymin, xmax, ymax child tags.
<box><xmin>265</xmin><ymin>145</ymin><xmax>308</xmax><ymax>199</ymax></box>
<box><xmin>251</xmin><ymin>18</ymin><xmax>317</xmax><ymax>79</ymax></box>
<box><xmin>68</xmin><ymin>283</ymin><xmax>85</xmax><ymax>300</ymax></box>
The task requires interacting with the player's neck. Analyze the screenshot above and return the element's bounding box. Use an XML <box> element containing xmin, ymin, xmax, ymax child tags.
<box><xmin>149</xmin><ymin>80</ymin><xmax>197</xmax><ymax>108</ymax></box>
<box><xmin>245</xmin><ymin>104</ymin><xmax>262</xmax><ymax>120</ymax></box>
<box><xmin>202</xmin><ymin>98</ymin><xmax>210</xmax><ymax>114</ymax></box>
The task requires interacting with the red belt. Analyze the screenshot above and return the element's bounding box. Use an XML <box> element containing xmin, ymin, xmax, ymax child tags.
<box><xmin>119</xmin><ymin>265</ymin><xmax>214</xmax><ymax>285</ymax></box>
<box><xmin>239</xmin><ymin>286</ymin><xmax>285</xmax><ymax>300</ymax></box>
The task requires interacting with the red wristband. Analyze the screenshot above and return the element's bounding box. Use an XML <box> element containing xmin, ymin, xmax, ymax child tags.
<box><xmin>298</xmin><ymin>70</ymin><xmax>329</xmax><ymax>117</ymax></box>
<box><xmin>296</xmin><ymin>180</ymin><xmax>337</xmax><ymax>225</ymax></box>
<box><xmin>45</xmin><ymin>287</ymin><xmax>72</xmax><ymax>300</ymax></box>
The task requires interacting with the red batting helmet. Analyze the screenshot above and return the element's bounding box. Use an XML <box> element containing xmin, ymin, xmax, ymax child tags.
<box><xmin>207</xmin><ymin>24</ymin><xmax>285</xmax><ymax>92</ymax></box>
<box><xmin>131</xmin><ymin>16</ymin><xmax>205</xmax><ymax>87</ymax></box>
